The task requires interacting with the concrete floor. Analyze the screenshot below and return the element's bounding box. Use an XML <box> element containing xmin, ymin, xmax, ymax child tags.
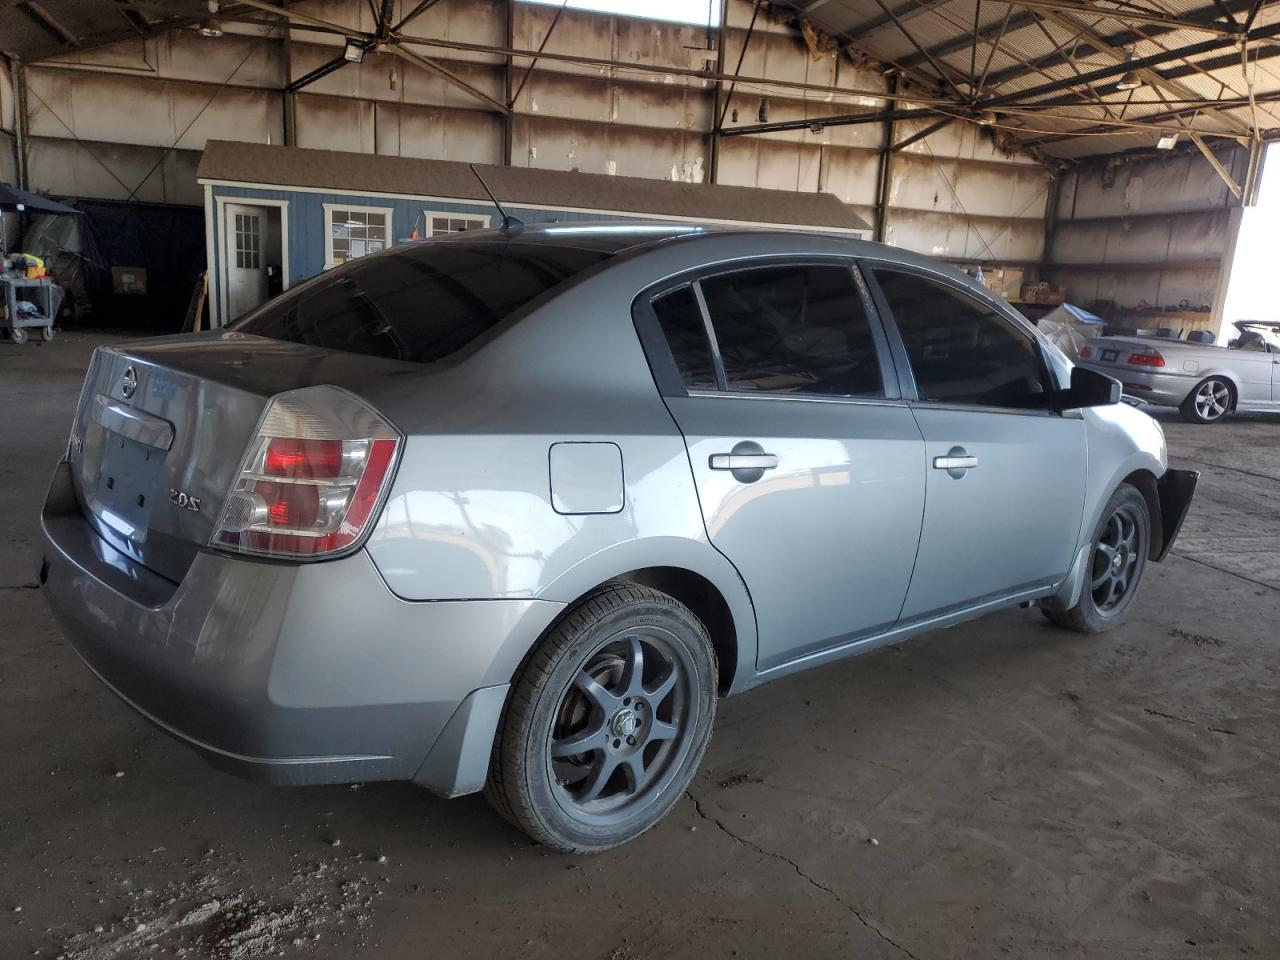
<box><xmin>2</xmin><ymin>332</ymin><xmax>1278</xmax><ymax>960</ymax></box>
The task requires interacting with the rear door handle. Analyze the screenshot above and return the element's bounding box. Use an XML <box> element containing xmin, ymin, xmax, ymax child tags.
<box><xmin>933</xmin><ymin>445</ymin><xmax>977</xmax><ymax>478</ymax></box>
<box><xmin>710</xmin><ymin>453</ymin><xmax>779</xmax><ymax>470</ymax></box>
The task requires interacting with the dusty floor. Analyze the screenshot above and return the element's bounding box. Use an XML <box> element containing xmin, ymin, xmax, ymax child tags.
<box><xmin>2</xmin><ymin>331</ymin><xmax>1278</xmax><ymax>960</ymax></box>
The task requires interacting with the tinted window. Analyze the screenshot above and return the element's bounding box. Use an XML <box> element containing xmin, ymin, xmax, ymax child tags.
<box><xmin>699</xmin><ymin>264</ymin><xmax>883</xmax><ymax>397</ymax></box>
<box><xmin>236</xmin><ymin>240</ymin><xmax>609</xmax><ymax>363</ymax></box>
<box><xmin>874</xmin><ymin>270</ymin><xmax>1048</xmax><ymax>408</ymax></box>
<box><xmin>651</xmin><ymin>286</ymin><xmax>718</xmax><ymax>390</ymax></box>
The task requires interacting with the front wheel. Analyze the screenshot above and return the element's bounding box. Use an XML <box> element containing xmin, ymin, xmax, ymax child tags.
<box><xmin>1043</xmin><ymin>483</ymin><xmax>1150</xmax><ymax>633</ymax></box>
<box><xmin>484</xmin><ymin>582</ymin><xmax>717</xmax><ymax>853</ymax></box>
<box><xmin>1180</xmin><ymin>376</ymin><xmax>1233</xmax><ymax>424</ymax></box>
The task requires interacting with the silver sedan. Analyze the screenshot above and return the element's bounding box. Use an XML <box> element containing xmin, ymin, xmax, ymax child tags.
<box><xmin>1078</xmin><ymin>321</ymin><xmax>1280</xmax><ymax>423</ymax></box>
<box><xmin>39</xmin><ymin>224</ymin><xmax>1197</xmax><ymax>851</ymax></box>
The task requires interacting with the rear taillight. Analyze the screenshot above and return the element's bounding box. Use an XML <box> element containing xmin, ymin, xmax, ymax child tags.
<box><xmin>1079</xmin><ymin>345</ymin><xmax>1093</xmax><ymax>359</ymax></box>
<box><xmin>211</xmin><ymin>386</ymin><xmax>401</xmax><ymax>560</ymax></box>
<box><xmin>1127</xmin><ymin>349</ymin><xmax>1165</xmax><ymax>367</ymax></box>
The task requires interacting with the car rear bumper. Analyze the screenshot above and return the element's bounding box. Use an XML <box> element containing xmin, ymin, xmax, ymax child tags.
<box><xmin>38</xmin><ymin>460</ymin><xmax>562</xmax><ymax>794</ymax></box>
<box><xmin>1077</xmin><ymin>362</ymin><xmax>1194</xmax><ymax>406</ymax></box>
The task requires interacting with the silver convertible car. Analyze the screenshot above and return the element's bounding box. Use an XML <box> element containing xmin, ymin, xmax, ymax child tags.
<box><xmin>1078</xmin><ymin>320</ymin><xmax>1280</xmax><ymax>423</ymax></box>
<box><xmin>39</xmin><ymin>224</ymin><xmax>1197</xmax><ymax>852</ymax></box>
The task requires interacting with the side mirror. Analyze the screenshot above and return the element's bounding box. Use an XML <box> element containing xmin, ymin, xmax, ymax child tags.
<box><xmin>1057</xmin><ymin>365</ymin><xmax>1121</xmax><ymax>410</ymax></box>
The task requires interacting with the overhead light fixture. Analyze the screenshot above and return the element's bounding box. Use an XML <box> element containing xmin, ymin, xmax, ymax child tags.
<box><xmin>809</xmin><ymin>122</ymin><xmax>824</xmax><ymax>135</ymax></box>
<box><xmin>1116</xmin><ymin>52</ymin><xmax>1143</xmax><ymax>90</ymax></box>
<box><xmin>976</xmin><ymin>109</ymin><xmax>997</xmax><ymax>126</ymax></box>
<box><xmin>199</xmin><ymin>20</ymin><xmax>223</xmax><ymax>37</ymax></box>
<box><xmin>344</xmin><ymin>39</ymin><xmax>365</xmax><ymax>63</ymax></box>
<box><xmin>1157</xmin><ymin>132</ymin><xmax>1178</xmax><ymax>149</ymax></box>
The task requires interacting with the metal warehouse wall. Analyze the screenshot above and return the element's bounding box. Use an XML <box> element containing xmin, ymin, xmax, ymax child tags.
<box><xmin>1047</xmin><ymin>145</ymin><xmax>1248</xmax><ymax>324</ymax></box>
<box><xmin>9</xmin><ymin>0</ymin><xmax>1045</xmax><ymax>268</ymax></box>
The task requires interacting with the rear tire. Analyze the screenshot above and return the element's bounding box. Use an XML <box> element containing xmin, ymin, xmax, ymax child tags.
<box><xmin>1179</xmin><ymin>376</ymin><xmax>1233</xmax><ymax>424</ymax></box>
<box><xmin>484</xmin><ymin>582</ymin><xmax>717</xmax><ymax>853</ymax></box>
<box><xmin>1042</xmin><ymin>483</ymin><xmax>1150</xmax><ymax>634</ymax></box>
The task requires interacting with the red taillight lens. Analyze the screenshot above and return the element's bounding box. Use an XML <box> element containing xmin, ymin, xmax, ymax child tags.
<box><xmin>264</xmin><ymin>438</ymin><xmax>344</xmax><ymax>478</ymax></box>
<box><xmin>210</xmin><ymin>387</ymin><xmax>401</xmax><ymax>561</ymax></box>
<box><xmin>1127</xmin><ymin>351</ymin><xmax>1165</xmax><ymax>367</ymax></box>
<box><xmin>1079</xmin><ymin>345</ymin><xmax>1093</xmax><ymax>359</ymax></box>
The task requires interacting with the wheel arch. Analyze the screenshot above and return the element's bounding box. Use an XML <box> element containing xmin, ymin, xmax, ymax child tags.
<box><xmin>1121</xmin><ymin>468</ymin><xmax>1164</xmax><ymax>560</ymax></box>
<box><xmin>1185</xmin><ymin>370</ymin><xmax>1240</xmax><ymax>411</ymax></box>
<box><xmin>537</xmin><ymin>538</ymin><xmax>758</xmax><ymax>696</ymax></box>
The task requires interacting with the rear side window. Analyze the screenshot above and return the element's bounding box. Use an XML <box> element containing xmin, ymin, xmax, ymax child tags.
<box><xmin>236</xmin><ymin>240</ymin><xmax>609</xmax><ymax>363</ymax></box>
<box><xmin>651</xmin><ymin>286</ymin><xmax>718</xmax><ymax>391</ymax></box>
<box><xmin>873</xmin><ymin>269</ymin><xmax>1048</xmax><ymax>408</ymax></box>
<box><xmin>699</xmin><ymin>264</ymin><xmax>884</xmax><ymax>398</ymax></box>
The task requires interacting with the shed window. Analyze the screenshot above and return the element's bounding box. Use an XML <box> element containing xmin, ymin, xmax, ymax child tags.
<box><xmin>518</xmin><ymin>0</ymin><xmax>717</xmax><ymax>26</ymax></box>
<box><xmin>234</xmin><ymin>213</ymin><xmax>261</xmax><ymax>270</ymax></box>
<box><xmin>428</xmin><ymin>212</ymin><xmax>491</xmax><ymax>237</ymax></box>
<box><xmin>325</xmin><ymin>205</ymin><xmax>392</xmax><ymax>266</ymax></box>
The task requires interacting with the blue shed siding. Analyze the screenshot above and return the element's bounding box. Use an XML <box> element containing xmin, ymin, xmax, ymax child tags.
<box><xmin>207</xmin><ymin>183</ymin><xmax>634</xmax><ymax>326</ymax></box>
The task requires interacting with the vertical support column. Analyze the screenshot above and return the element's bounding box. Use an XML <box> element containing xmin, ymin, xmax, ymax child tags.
<box><xmin>1039</xmin><ymin>169</ymin><xmax>1062</xmax><ymax>285</ymax></box>
<box><xmin>12</xmin><ymin>57</ymin><xmax>30</xmax><ymax>190</ymax></box>
<box><xmin>503</xmin><ymin>0</ymin><xmax>515</xmax><ymax>166</ymax></box>
<box><xmin>708</xmin><ymin>0</ymin><xmax>728</xmax><ymax>185</ymax></box>
<box><xmin>282</xmin><ymin>30</ymin><xmax>297</xmax><ymax>147</ymax></box>
<box><xmin>873</xmin><ymin>77</ymin><xmax>897</xmax><ymax>244</ymax></box>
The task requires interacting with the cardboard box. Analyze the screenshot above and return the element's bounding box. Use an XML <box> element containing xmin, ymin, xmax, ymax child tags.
<box><xmin>112</xmin><ymin>266</ymin><xmax>147</xmax><ymax>296</ymax></box>
<box><xmin>1001</xmin><ymin>267</ymin><xmax>1025</xmax><ymax>300</ymax></box>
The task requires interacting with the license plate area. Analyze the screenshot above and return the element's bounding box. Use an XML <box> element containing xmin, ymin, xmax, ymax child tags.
<box><xmin>1101</xmin><ymin>349</ymin><xmax>1119</xmax><ymax>362</ymax></box>
<box><xmin>90</xmin><ymin>430</ymin><xmax>168</xmax><ymax>540</ymax></box>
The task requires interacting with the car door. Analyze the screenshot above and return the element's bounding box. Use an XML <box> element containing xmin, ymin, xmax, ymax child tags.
<box><xmin>634</xmin><ymin>260</ymin><xmax>926</xmax><ymax>672</ymax></box>
<box><xmin>863</xmin><ymin>264</ymin><xmax>1087</xmax><ymax>621</ymax></box>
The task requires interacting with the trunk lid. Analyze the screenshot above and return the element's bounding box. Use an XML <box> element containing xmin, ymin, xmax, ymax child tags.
<box><xmin>67</xmin><ymin>332</ymin><xmax>417</xmax><ymax>583</ymax></box>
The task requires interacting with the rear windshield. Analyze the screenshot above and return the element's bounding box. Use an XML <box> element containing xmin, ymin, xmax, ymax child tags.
<box><xmin>234</xmin><ymin>240</ymin><xmax>611</xmax><ymax>363</ymax></box>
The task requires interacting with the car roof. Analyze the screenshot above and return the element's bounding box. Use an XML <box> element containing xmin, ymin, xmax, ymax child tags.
<box><xmin>431</xmin><ymin>219</ymin><xmax>975</xmax><ymax>284</ymax></box>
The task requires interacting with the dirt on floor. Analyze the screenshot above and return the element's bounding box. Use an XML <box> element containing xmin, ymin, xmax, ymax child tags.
<box><xmin>2</xmin><ymin>332</ymin><xmax>1278</xmax><ymax>960</ymax></box>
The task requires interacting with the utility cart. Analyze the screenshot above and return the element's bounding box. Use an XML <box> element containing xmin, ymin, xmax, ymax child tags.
<box><xmin>1</xmin><ymin>275</ymin><xmax>62</xmax><ymax>343</ymax></box>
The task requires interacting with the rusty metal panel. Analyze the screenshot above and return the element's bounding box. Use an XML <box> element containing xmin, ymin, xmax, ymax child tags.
<box><xmin>0</xmin><ymin>131</ymin><xmax>15</xmax><ymax>186</ymax></box>
<box><xmin>715</xmin><ymin>136</ymin><xmax>821</xmax><ymax>192</ymax></box>
<box><xmin>1053</xmin><ymin>210</ymin><xmax>1233</xmax><ymax>266</ymax></box>
<box><xmin>26</xmin><ymin>66</ymin><xmax>283</xmax><ymax>150</ymax></box>
<box><xmin>0</xmin><ymin>63</ymin><xmax>12</xmax><ymax>131</ymax></box>
<box><xmin>890</xmin><ymin>153</ymin><xmax>1050</xmax><ymax>221</ymax></box>
<box><xmin>1053</xmin><ymin>266</ymin><xmax>1222</xmax><ymax>312</ymax></box>
<box><xmin>886</xmin><ymin>207</ymin><xmax>1045</xmax><ymax>262</ymax></box>
<box><xmin>514</xmin><ymin>69</ymin><xmax>711</xmax><ymax>130</ymax></box>
<box><xmin>294</xmin><ymin>93</ymin><xmax>376</xmax><ymax>154</ymax></box>
<box><xmin>819</xmin><ymin>146</ymin><xmax>881</xmax><ymax>207</ymax></box>
<box><xmin>1060</xmin><ymin>152</ymin><xmax>1240</xmax><ymax>219</ymax></box>
<box><xmin>47</xmin><ymin>31</ymin><xmax>284</xmax><ymax>90</ymax></box>
<box><xmin>513</xmin><ymin>115</ymin><xmax>709</xmax><ymax>181</ymax></box>
<box><xmin>397</xmin><ymin>0</ymin><xmax>507</xmax><ymax>65</ymax></box>
<box><xmin>374</xmin><ymin>101</ymin><xmax>503</xmax><ymax>163</ymax></box>
<box><xmin>26</xmin><ymin>136</ymin><xmax>202</xmax><ymax>204</ymax></box>
<box><xmin>897</xmin><ymin>118</ymin><xmax>1040</xmax><ymax>165</ymax></box>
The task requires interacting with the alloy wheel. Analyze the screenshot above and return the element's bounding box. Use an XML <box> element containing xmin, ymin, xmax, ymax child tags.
<box><xmin>1090</xmin><ymin>503</ymin><xmax>1145</xmax><ymax>615</ymax></box>
<box><xmin>1193</xmin><ymin>379</ymin><xmax>1230</xmax><ymax>421</ymax></box>
<box><xmin>547</xmin><ymin>628</ymin><xmax>692</xmax><ymax>824</ymax></box>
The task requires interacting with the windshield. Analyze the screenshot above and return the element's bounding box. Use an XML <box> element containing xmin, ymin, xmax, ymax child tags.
<box><xmin>1238</xmin><ymin>323</ymin><xmax>1280</xmax><ymax>349</ymax></box>
<box><xmin>234</xmin><ymin>240</ymin><xmax>612</xmax><ymax>362</ymax></box>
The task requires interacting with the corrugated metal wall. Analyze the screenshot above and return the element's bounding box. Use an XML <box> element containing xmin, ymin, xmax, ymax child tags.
<box><xmin>1047</xmin><ymin>146</ymin><xmax>1247</xmax><ymax>325</ymax></box>
<box><xmin>8</xmin><ymin>0</ymin><xmax>1047</xmax><ymax>270</ymax></box>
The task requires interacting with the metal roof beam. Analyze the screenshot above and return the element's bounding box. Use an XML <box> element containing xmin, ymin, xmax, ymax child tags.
<box><xmin>990</xmin><ymin>0</ymin><xmax>1238</xmax><ymax>35</ymax></box>
<box><xmin>983</xmin><ymin>20</ymin><xmax>1280</xmax><ymax>107</ymax></box>
<box><xmin>981</xmin><ymin>0</ymin><xmax>1256</xmax><ymax>88</ymax></box>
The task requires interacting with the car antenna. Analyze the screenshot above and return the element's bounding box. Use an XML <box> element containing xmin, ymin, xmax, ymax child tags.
<box><xmin>470</xmin><ymin>164</ymin><xmax>523</xmax><ymax>238</ymax></box>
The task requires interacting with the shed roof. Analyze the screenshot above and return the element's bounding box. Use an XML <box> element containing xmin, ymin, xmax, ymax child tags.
<box><xmin>197</xmin><ymin>140</ymin><xmax>870</xmax><ymax>233</ymax></box>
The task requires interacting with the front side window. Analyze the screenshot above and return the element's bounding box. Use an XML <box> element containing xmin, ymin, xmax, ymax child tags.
<box><xmin>327</xmin><ymin>206</ymin><xmax>391</xmax><ymax>266</ymax></box>
<box><xmin>698</xmin><ymin>264</ymin><xmax>884</xmax><ymax>398</ymax></box>
<box><xmin>873</xmin><ymin>269</ymin><xmax>1048</xmax><ymax>409</ymax></box>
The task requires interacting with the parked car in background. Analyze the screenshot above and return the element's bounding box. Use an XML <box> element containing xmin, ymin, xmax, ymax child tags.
<box><xmin>40</xmin><ymin>224</ymin><xmax>1197</xmax><ymax>852</ymax></box>
<box><xmin>1078</xmin><ymin>320</ymin><xmax>1280</xmax><ymax>423</ymax></box>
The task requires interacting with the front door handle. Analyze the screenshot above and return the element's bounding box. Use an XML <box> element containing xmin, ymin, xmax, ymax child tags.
<box><xmin>710</xmin><ymin>453</ymin><xmax>779</xmax><ymax>471</ymax></box>
<box><xmin>933</xmin><ymin>446</ymin><xmax>977</xmax><ymax>479</ymax></box>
